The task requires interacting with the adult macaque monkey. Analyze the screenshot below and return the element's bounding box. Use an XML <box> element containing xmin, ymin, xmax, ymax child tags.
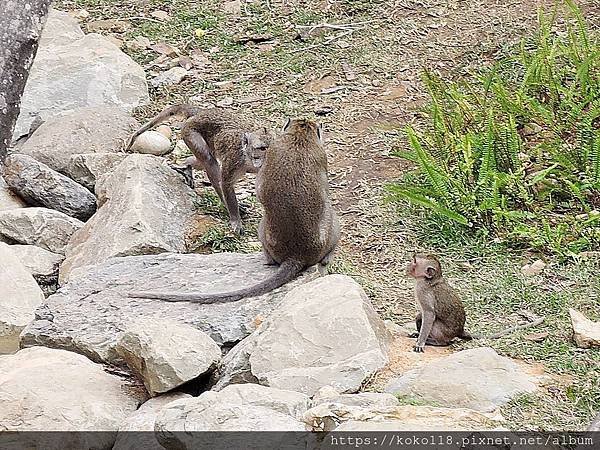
<box><xmin>129</xmin><ymin>118</ymin><xmax>340</xmax><ymax>303</ymax></box>
<box><xmin>127</xmin><ymin>105</ymin><xmax>271</xmax><ymax>234</ymax></box>
<box><xmin>407</xmin><ymin>254</ymin><xmax>544</xmax><ymax>353</ymax></box>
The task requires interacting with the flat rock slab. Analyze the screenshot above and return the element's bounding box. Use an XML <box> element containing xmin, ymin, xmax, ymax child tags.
<box><xmin>14</xmin><ymin>8</ymin><xmax>148</xmax><ymax>141</ymax></box>
<box><xmin>3</xmin><ymin>154</ymin><xmax>97</xmax><ymax>220</ymax></box>
<box><xmin>65</xmin><ymin>153</ymin><xmax>128</xmax><ymax>191</ymax></box>
<box><xmin>0</xmin><ymin>207</ymin><xmax>83</xmax><ymax>254</ymax></box>
<box><xmin>21</xmin><ymin>252</ymin><xmax>318</xmax><ymax>365</ymax></box>
<box><xmin>385</xmin><ymin>347</ymin><xmax>538</xmax><ymax>412</ymax></box>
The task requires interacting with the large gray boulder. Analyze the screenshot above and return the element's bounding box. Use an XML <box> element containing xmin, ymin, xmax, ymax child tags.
<box><xmin>0</xmin><ymin>347</ymin><xmax>141</xmax><ymax>449</ymax></box>
<box><xmin>0</xmin><ymin>243</ymin><xmax>44</xmax><ymax>354</ymax></box>
<box><xmin>65</xmin><ymin>153</ymin><xmax>128</xmax><ymax>191</ymax></box>
<box><xmin>155</xmin><ymin>384</ymin><xmax>308</xmax><ymax>444</ymax></box>
<box><xmin>212</xmin><ymin>275</ymin><xmax>392</xmax><ymax>396</ymax></box>
<box><xmin>114</xmin><ymin>393</ymin><xmax>191</xmax><ymax>450</ymax></box>
<box><xmin>385</xmin><ymin>347</ymin><xmax>538</xmax><ymax>412</ymax></box>
<box><xmin>0</xmin><ymin>176</ymin><xmax>26</xmax><ymax>211</ymax></box>
<box><xmin>59</xmin><ymin>155</ymin><xmax>197</xmax><ymax>284</ymax></box>
<box><xmin>21</xmin><ymin>252</ymin><xmax>319</xmax><ymax>365</ymax></box>
<box><xmin>9</xmin><ymin>244</ymin><xmax>63</xmax><ymax>285</ymax></box>
<box><xmin>3</xmin><ymin>154</ymin><xmax>97</xmax><ymax>221</ymax></box>
<box><xmin>14</xmin><ymin>9</ymin><xmax>148</xmax><ymax>141</ymax></box>
<box><xmin>0</xmin><ymin>207</ymin><xmax>83</xmax><ymax>254</ymax></box>
<box><xmin>18</xmin><ymin>107</ymin><xmax>139</xmax><ymax>174</ymax></box>
<box><xmin>116</xmin><ymin>318</ymin><xmax>222</xmax><ymax>396</ymax></box>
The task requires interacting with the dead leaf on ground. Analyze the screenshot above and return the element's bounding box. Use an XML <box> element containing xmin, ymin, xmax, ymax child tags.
<box><xmin>178</xmin><ymin>56</ymin><xmax>194</xmax><ymax>70</ymax></box>
<box><xmin>342</xmin><ymin>62</ymin><xmax>357</xmax><ymax>81</ymax></box>
<box><xmin>382</xmin><ymin>85</ymin><xmax>408</xmax><ymax>101</ymax></box>
<box><xmin>524</xmin><ymin>332</ymin><xmax>549</xmax><ymax>342</ymax></box>
<box><xmin>150</xmin><ymin>10</ymin><xmax>171</xmax><ymax>21</ymax></box>
<box><xmin>87</xmin><ymin>19</ymin><xmax>131</xmax><ymax>33</ymax></box>
<box><xmin>126</xmin><ymin>35</ymin><xmax>151</xmax><ymax>51</ymax></box>
<box><xmin>303</xmin><ymin>75</ymin><xmax>336</xmax><ymax>94</ymax></box>
<box><xmin>151</xmin><ymin>42</ymin><xmax>180</xmax><ymax>57</ymax></box>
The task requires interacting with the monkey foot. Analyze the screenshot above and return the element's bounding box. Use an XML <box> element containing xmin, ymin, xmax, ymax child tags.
<box><xmin>413</xmin><ymin>345</ymin><xmax>424</xmax><ymax>353</ymax></box>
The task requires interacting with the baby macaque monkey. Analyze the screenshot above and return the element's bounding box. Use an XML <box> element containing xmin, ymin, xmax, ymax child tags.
<box><xmin>406</xmin><ymin>253</ymin><xmax>470</xmax><ymax>353</ymax></box>
<box><xmin>127</xmin><ymin>105</ymin><xmax>272</xmax><ymax>234</ymax></box>
<box><xmin>406</xmin><ymin>253</ymin><xmax>544</xmax><ymax>353</ymax></box>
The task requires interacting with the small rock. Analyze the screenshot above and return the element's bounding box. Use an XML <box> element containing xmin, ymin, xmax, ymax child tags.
<box><xmin>155</xmin><ymin>125</ymin><xmax>172</xmax><ymax>139</ymax></box>
<box><xmin>65</xmin><ymin>153</ymin><xmax>128</xmax><ymax>191</ymax></box>
<box><xmin>0</xmin><ymin>243</ymin><xmax>44</xmax><ymax>353</ymax></box>
<box><xmin>385</xmin><ymin>347</ymin><xmax>538</xmax><ymax>412</ymax></box>
<box><xmin>213</xmin><ymin>275</ymin><xmax>392</xmax><ymax>395</ymax></box>
<box><xmin>150</xmin><ymin>67</ymin><xmax>188</xmax><ymax>88</ymax></box>
<box><xmin>521</xmin><ymin>259</ymin><xmax>546</xmax><ymax>276</ymax></box>
<box><xmin>150</xmin><ymin>10</ymin><xmax>171</xmax><ymax>21</ymax></box>
<box><xmin>569</xmin><ymin>308</ymin><xmax>600</xmax><ymax>348</ymax></box>
<box><xmin>216</xmin><ymin>96</ymin><xmax>234</xmax><ymax>107</ymax></box>
<box><xmin>0</xmin><ymin>176</ymin><xmax>26</xmax><ymax>211</ymax></box>
<box><xmin>0</xmin><ymin>207</ymin><xmax>83</xmax><ymax>254</ymax></box>
<box><xmin>342</xmin><ymin>62</ymin><xmax>357</xmax><ymax>81</ymax></box>
<box><xmin>9</xmin><ymin>244</ymin><xmax>63</xmax><ymax>285</ymax></box>
<box><xmin>3</xmin><ymin>154</ymin><xmax>97</xmax><ymax>221</ymax></box>
<box><xmin>130</xmin><ymin>131</ymin><xmax>172</xmax><ymax>156</ymax></box>
<box><xmin>19</xmin><ymin>107</ymin><xmax>140</xmax><ymax>174</ymax></box>
<box><xmin>116</xmin><ymin>318</ymin><xmax>221</xmax><ymax>396</ymax></box>
<box><xmin>0</xmin><ymin>347</ymin><xmax>140</xmax><ymax>443</ymax></box>
<box><xmin>114</xmin><ymin>393</ymin><xmax>191</xmax><ymax>450</ymax></box>
<box><xmin>59</xmin><ymin>155</ymin><xmax>197</xmax><ymax>283</ymax></box>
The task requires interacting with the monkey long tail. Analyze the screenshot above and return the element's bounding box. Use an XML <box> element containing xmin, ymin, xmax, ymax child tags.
<box><xmin>126</xmin><ymin>104</ymin><xmax>200</xmax><ymax>151</ymax></box>
<box><xmin>462</xmin><ymin>314</ymin><xmax>544</xmax><ymax>340</ymax></box>
<box><xmin>128</xmin><ymin>259</ymin><xmax>305</xmax><ymax>304</ymax></box>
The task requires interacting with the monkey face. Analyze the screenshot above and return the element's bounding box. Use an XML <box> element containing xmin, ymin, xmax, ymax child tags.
<box><xmin>243</xmin><ymin>130</ymin><xmax>271</xmax><ymax>169</ymax></box>
<box><xmin>407</xmin><ymin>255</ymin><xmax>440</xmax><ymax>280</ymax></box>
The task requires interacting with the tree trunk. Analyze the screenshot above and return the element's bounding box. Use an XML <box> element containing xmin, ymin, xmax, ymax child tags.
<box><xmin>0</xmin><ymin>0</ymin><xmax>52</xmax><ymax>163</ymax></box>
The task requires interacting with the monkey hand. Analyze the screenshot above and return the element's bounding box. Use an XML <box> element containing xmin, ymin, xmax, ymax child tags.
<box><xmin>413</xmin><ymin>345</ymin><xmax>425</xmax><ymax>353</ymax></box>
<box><xmin>409</xmin><ymin>332</ymin><xmax>419</xmax><ymax>338</ymax></box>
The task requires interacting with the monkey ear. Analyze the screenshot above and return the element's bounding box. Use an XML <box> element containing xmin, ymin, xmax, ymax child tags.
<box><xmin>282</xmin><ymin>118</ymin><xmax>291</xmax><ymax>132</ymax></box>
<box><xmin>425</xmin><ymin>266</ymin><xmax>437</xmax><ymax>279</ymax></box>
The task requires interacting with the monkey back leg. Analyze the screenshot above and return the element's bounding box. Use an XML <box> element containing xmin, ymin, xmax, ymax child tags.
<box><xmin>182</xmin><ymin>128</ymin><xmax>224</xmax><ymax>202</ymax></box>
<box><xmin>258</xmin><ymin>218</ymin><xmax>277</xmax><ymax>265</ymax></box>
<box><xmin>220</xmin><ymin>164</ymin><xmax>246</xmax><ymax>234</ymax></box>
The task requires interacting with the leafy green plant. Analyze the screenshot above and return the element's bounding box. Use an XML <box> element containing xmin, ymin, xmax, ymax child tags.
<box><xmin>388</xmin><ymin>0</ymin><xmax>600</xmax><ymax>257</ymax></box>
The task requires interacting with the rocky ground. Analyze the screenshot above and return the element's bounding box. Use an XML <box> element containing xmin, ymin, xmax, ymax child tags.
<box><xmin>1</xmin><ymin>2</ymin><xmax>599</xmax><ymax>446</ymax></box>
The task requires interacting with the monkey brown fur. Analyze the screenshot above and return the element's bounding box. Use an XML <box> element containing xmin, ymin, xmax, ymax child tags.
<box><xmin>129</xmin><ymin>118</ymin><xmax>340</xmax><ymax>304</ymax></box>
<box><xmin>127</xmin><ymin>105</ymin><xmax>271</xmax><ymax>234</ymax></box>
<box><xmin>406</xmin><ymin>254</ymin><xmax>544</xmax><ymax>353</ymax></box>
<box><xmin>407</xmin><ymin>254</ymin><xmax>470</xmax><ymax>353</ymax></box>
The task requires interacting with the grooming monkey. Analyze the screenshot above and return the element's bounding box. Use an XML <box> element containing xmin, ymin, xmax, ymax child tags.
<box><xmin>407</xmin><ymin>254</ymin><xmax>544</xmax><ymax>353</ymax></box>
<box><xmin>129</xmin><ymin>118</ymin><xmax>340</xmax><ymax>304</ymax></box>
<box><xmin>127</xmin><ymin>105</ymin><xmax>272</xmax><ymax>234</ymax></box>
